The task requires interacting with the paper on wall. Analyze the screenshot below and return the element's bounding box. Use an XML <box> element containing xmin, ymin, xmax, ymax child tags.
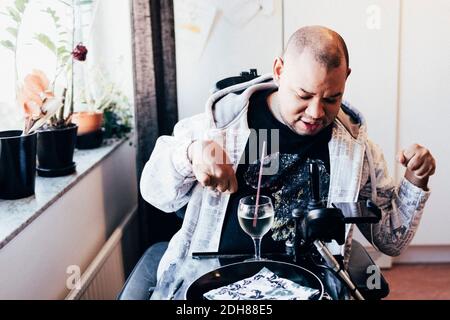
<box><xmin>220</xmin><ymin>0</ymin><xmax>261</xmax><ymax>27</ymax></box>
<box><xmin>174</xmin><ymin>0</ymin><xmax>217</xmax><ymax>60</ymax></box>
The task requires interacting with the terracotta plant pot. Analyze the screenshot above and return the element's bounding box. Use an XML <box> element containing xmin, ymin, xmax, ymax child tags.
<box><xmin>71</xmin><ymin>111</ymin><xmax>104</xmax><ymax>149</ymax></box>
<box><xmin>0</xmin><ymin>130</ymin><xmax>37</xmax><ymax>199</ymax></box>
<box><xmin>71</xmin><ymin>111</ymin><xmax>103</xmax><ymax>135</ymax></box>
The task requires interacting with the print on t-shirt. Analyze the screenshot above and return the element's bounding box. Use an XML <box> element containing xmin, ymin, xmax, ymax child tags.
<box><xmin>243</xmin><ymin>154</ymin><xmax>330</xmax><ymax>241</ymax></box>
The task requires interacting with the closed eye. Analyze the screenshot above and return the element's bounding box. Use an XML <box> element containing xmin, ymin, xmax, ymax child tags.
<box><xmin>323</xmin><ymin>98</ymin><xmax>337</xmax><ymax>104</ymax></box>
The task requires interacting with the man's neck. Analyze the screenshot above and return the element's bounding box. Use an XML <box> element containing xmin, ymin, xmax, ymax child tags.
<box><xmin>267</xmin><ymin>91</ymin><xmax>298</xmax><ymax>134</ymax></box>
<box><xmin>267</xmin><ymin>91</ymin><xmax>286</xmax><ymax>126</ymax></box>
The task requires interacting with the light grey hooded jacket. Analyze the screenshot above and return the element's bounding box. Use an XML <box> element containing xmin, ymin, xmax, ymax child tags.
<box><xmin>140</xmin><ymin>74</ymin><xmax>430</xmax><ymax>298</ymax></box>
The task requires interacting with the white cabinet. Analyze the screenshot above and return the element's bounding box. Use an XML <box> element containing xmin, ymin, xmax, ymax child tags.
<box><xmin>397</xmin><ymin>0</ymin><xmax>450</xmax><ymax>245</ymax></box>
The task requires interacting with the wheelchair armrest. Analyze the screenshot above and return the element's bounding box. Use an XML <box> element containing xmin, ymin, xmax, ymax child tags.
<box><xmin>117</xmin><ymin>242</ymin><xmax>169</xmax><ymax>300</ymax></box>
<box><xmin>347</xmin><ymin>240</ymin><xmax>390</xmax><ymax>299</ymax></box>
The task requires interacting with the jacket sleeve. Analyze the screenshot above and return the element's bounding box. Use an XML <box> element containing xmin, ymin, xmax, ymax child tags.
<box><xmin>357</xmin><ymin>140</ymin><xmax>431</xmax><ymax>256</ymax></box>
<box><xmin>139</xmin><ymin>113</ymin><xmax>207</xmax><ymax>212</ymax></box>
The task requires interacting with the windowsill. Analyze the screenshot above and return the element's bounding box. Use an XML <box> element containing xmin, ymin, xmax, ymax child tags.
<box><xmin>0</xmin><ymin>138</ymin><xmax>129</xmax><ymax>250</ymax></box>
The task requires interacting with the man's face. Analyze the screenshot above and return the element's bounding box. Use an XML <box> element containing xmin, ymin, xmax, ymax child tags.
<box><xmin>272</xmin><ymin>50</ymin><xmax>350</xmax><ymax>136</ymax></box>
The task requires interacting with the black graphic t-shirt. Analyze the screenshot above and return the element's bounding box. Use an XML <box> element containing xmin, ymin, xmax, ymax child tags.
<box><xmin>218</xmin><ymin>89</ymin><xmax>333</xmax><ymax>254</ymax></box>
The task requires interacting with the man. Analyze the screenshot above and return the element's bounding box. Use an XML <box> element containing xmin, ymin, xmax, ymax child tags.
<box><xmin>140</xmin><ymin>26</ymin><xmax>435</xmax><ymax>299</ymax></box>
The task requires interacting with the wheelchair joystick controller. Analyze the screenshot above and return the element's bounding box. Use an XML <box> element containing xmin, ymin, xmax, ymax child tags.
<box><xmin>290</xmin><ymin>160</ymin><xmax>365</xmax><ymax>300</ymax></box>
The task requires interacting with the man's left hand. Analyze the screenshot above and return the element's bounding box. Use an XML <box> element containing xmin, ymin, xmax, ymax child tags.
<box><xmin>397</xmin><ymin>144</ymin><xmax>436</xmax><ymax>190</ymax></box>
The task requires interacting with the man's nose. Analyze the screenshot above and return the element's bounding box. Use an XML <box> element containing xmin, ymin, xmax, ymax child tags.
<box><xmin>305</xmin><ymin>100</ymin><xmax>325</xmax><ymax>120</ymax></box>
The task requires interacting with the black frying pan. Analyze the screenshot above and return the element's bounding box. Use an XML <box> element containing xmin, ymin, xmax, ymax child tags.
<box><xmin>185</xmin><ymin>260</ymin><xmax>324</xmax><ymax>300</ymax></box>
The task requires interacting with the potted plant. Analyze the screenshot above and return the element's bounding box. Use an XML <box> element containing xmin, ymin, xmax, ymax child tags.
<box><xmin>0</xmin><ymin>0</ymin><xmax>33</xmax><ymax>200</ymax></box>
<box><xmin>71</xmin><ymin>67</ymin><xmax>134</xmax><ymax>148</ymax></box>
<box><xmin>71</xmin><ymin>103</ymin><xmax>103</xmax><ymax>136</ymax></box>
<box><xmin>71</xmin><ymin>111</ymin><xmax>104</xmax><ymax>149</ymax></box>
<box><xmin>90</xmin><ymin>70</ymin><xmax>133</xmax><ymax>140</ymax></box>
<box><xmin>60</xmin><ymin>2</ymin><xmax>102</xmax><ymax>149</ymax></box>
<box><xmin>35</xmin><ymin>95</ymin><xmax>79</xmax><ymax>177</ymax></box>
<box><xmin>0</xmin><ymin>0</ymin><xmax>61</xmax><ymax>198</ymax></box>
<box><xmin>71</xmin><ymin>99</ymin><xmax>104</xmax><ymax>149</ymax></box>
<box><xmin>100</xmin><ymin>85</ymin><xmax>133</xmax><ymax>140</ymax></box>
<box><xmin>0</xmin><ymin>69</ymin><xmax>63</xmax><ymax>199</ymax></box>
<box><xmin>71</xmin><ymin>63</ymin><xmax>103</xmax><ymax>142</ymax></box>
<box><xmin>32</xmin><ymin>3</ymin><xmax>89</xmax><ymax>177</ymax></box>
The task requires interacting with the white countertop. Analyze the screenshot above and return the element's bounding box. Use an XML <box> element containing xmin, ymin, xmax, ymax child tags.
<box><xmin>0</xmin><ymin>138</ymin><xmax>128</xmax><ymax>250</ymax></box>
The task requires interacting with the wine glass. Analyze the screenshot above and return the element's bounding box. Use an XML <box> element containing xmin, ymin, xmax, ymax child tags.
<box><xmin>237</xmin><ymin>195</ymin><xmax>275</xmax><ymax>261</ymax></box>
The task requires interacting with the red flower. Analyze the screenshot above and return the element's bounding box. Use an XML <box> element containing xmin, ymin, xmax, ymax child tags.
<box><xmin>72</xmin><ymin>43</ymin><xmax>88</xmax><ymax>61</ymax></box>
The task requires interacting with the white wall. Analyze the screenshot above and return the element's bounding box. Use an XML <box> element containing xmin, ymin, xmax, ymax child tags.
<box><xmin>284</xmin><ymin>0</ymin><xmax>400</xmax><ymax>177</ymax></box>
<box><xmin>174</xmin><ymin>0</ymin><xmax>283</xmax><ymax>119</ymax></box>
<box><xmin>176</xmin><ymin>0</ymin><xmax>399</xmax><ymax>173</ymax></box>
<box><xmin>397</xmin><ymin>0</ymin><xmax>450</xmax><ymax>245</ymax></box>
<box><xmin>0</xmin><ymin>141</ymin><xmax>137</xmax><ymax>299</ymax></box>
<box><xmin>87</xmin><ymin>0</ymin><xmax>135</xmax><ymax>108</ymax></box>
<box><xmin>174</xmin><ymin>1</ymin><xmax>450</xmax><ymax>252</ymax></box>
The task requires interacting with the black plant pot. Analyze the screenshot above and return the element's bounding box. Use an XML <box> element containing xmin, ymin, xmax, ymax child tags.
<box><xmin>76</xmin><ymin>128</ymin><xmax>104</xmax><ymax>149</ymax></box>
<box><xmin>37</xmin><ymin>124</ymin><xmax>78</xmax><ymax>177</ymax></box>
<box><xmin>0</xmin><ymin>130</ymin><xmax>37</xmax><ymax>199</ymax></box>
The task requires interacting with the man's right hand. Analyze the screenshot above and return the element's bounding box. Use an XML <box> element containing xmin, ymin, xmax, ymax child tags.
<box><xmin>188</xmin><ymin>140</ymin><xmax>238</xmax><ymax>193</ymax></box>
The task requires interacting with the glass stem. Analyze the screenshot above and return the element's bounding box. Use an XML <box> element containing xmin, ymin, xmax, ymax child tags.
<box><xmin>253</xmin><ymin>237</ymin><xmax>262</xmax><ymax>260</ymax></box>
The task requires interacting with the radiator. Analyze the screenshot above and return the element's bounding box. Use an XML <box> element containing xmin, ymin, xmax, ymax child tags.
<box><xmin>65</xmin><ymin>207</ymin><xmax>136</xmax><ymax>300</ymax></box>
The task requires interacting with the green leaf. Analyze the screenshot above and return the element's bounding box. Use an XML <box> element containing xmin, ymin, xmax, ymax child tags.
<box><xmin>0</xmin><ymin>40</ymin><xmax>15</xmax><ymax>51</ymax></box>
<box><xmin>57</xmin><ymin>0</ymin><xmax>72</xmax><ymax>7</ymax></box>
<box><xmin>43</xmin><ymin>7</ymin><xmax>61</xmax><ymax>25</ymax></box>
<box><xmin>61</xmin><ymin>54</ymin><xmax>71</xmax><ymax>65</ymax></box>
<box><xmin>57</xmin><ymin>46</ymin><xmax>69</xmax><ymax>56</ymax></box>
<box><xmin>14</xmin><ymin>0</ymin><xmax>26</xmax><ymax>13</ymax></box>
<box><xmin>43</xmin><ymin>8</ymin><xmax>54</xmax><ymax>15</ymax></box>
<box><xmin>6</xmin><ymin>7</ymin><xmax>21</xmax><ymax>23</ymax></box>
<box><xmin>46</xmin><ymin>7</ymin><xmax>56</xmax><ymax>15</ymax></box>
<box><xmin>77</xmin><ymin>0</ymin><xmax>93</xmax><ymax>5</ymax></box>
<box><xmin>34</xmin><ymin>34</ymin><xmax>56</xmax><ymax>54</ymax></box>
<box><xmin>6</xmin><ymin>27</ymin><xmax>18</xmax><ymax>38</ymax></box>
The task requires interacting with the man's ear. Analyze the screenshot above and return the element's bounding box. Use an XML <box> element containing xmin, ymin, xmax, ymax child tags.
<box><xmin>346</xmin><ymin>68</ymin><xmax>352</xmax><ymax>79</ymax></box>
<box><xmin>273</xmin><ymin>56</ymin><xmax>284</xmax><ymax>82</ymax></box>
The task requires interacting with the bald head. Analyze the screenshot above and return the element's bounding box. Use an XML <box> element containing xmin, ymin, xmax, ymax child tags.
<box><xmin>283</xmin><ymin>26</ymin><xmax>349</xmax><ymax>70</ymax></box>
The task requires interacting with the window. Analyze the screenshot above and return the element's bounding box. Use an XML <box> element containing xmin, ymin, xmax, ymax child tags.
<box><xmin>0</xmin><ymin>0</ymin><xmax>134</xmax><ymax>131</ymax></box>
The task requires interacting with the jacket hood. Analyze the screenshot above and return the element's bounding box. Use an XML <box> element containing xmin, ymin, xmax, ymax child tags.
<box><xmin>205</xmin><ymin>73</ymin><xmax>366</xmax><ymax>140</ymax></box>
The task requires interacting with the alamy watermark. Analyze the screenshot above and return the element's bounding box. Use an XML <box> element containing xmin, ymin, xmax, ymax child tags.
<box><xmin>197</xmin><ymin>128</ymin><xmax>280</xmax><ymax>175</ymax></box>
<box><xmin>366</xmin><ymin>264</ymin><xmax>381</xmax><ymax>290</ymax></box>
<box><xmin>366</xmin><ymin>4</ymin><xmax>381</xmax><ymax>30</ymax></box>
<box><xmin>66</xmin><ymin>264</ymin><xmax>81</xmax><ymax>290</ymax></box>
